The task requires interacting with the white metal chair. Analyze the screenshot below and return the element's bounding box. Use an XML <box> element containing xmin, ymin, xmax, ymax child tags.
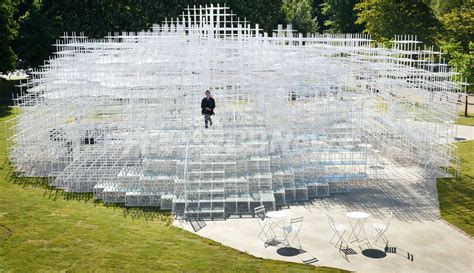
<box><xmin>254</xmin><ymin>205</ymin><xmax>272</xmax><ymax>241</ymax></box>
<box><xmin>282</xmin><ymin>216</ymin><xmax>304</xmax><ymax>249</ymax></box>
<box><xmin>327</xmin><ymin>215</ymin><xmax>348</xmax><ymax>249</ymax></box>
<box><xmin>373</xmin><ymin>212</ymin><xmax>392</xmax><ymax>245</ymax></box>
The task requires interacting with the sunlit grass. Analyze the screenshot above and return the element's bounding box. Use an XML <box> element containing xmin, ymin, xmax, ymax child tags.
<box><xmin>456</xmin><ymin>114</ymin><xmax>474</xmax><ymax>126</ymax></box>
<box><xmin>437</xmin><ymin>140</ymin><xmax>474</xmax><ymax>236</ymax></box>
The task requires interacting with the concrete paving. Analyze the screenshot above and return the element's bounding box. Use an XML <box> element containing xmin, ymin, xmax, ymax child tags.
<box><xmin>455</xmin><ymin>125</ymin><xmax>474</xmax><ymax>142</ymax></box>
<box><xmin>175</xmin><ymin>165</ymin><xmax>473</xmax><ymax>273</ymax></box>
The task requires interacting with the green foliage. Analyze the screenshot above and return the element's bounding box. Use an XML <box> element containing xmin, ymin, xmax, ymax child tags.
<box><xmin>224</xmin><ymin>0</ymin><xmax>284</xmax><ymax>34</ymax></box>
<box><xmin>2</xmin><ymin>0</ymin><xmax>472</xmax><ymax>81</ymax></box>
<box><xmin>355</xmin><ymin>0</ymin><xmax>441</xmax><ymax>45</ymax></box>
<box><xmin>12</xmin><ymin>0</ymin><xmax>60</xmax><ymax>68</ymax></box>
<box><xmin>437</xmin><ymin>3</ymin><xmax>473</xmax><ymax>92</ymax></box>
<box><xmin>321</xmin><ymin>0</ymin><xmax>363</xmax><ymax>33</ymax></box>
<box><xmin>9</xmin><ymin>0</ymin><xmax>284</xmax><ymax>67</ymax></box>
<box><xmin>312</xmin><ymin>0</ymin><xmax>328</xmax><ymax>32</ymax></box>
<box><xmin>282</xmin><ymin>0</ymin><xmax>318</xmax><ymax>34</ymax></box>
<box><xmin>0</xmin><ymin>0</ymin><xmax>19</xmax><ymax>72</ymax></box>
<box><xmin>430</xmin><ymin>0</ymin><xmax>465</xmax><ymax>17</ymax></box>
<box><xmin>440</xmin><ymin>41</ymin><xmax>473</xmax><ymax>91</ymax></box>
<box><xmin>439</xmin><ymin>3</ymin><xmax>473</xmax><ymax>52</ymax></box>
<box><xmin>437</xmin><ymin>140</ymin><xmax>474</xmax><ymax>236</ymax></box>
<box><xmin>11</xmin><ymin>0</ymin><xmax>191</xmax><ymax>67</ymax></box>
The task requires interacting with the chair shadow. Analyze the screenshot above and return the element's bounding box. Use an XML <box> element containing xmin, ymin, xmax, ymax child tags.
<box><xmin>338</xmin><ymin>246</ymin><xmax>358</xmax><ymax>262</ymax></box>
<box><xmin>276</xmin><ymin>247</ymin><xmax>321</xmax><ymax>264</ymax></box>
<box><xmin>340</xmin><ymin>247</ymin><xmax>357</xmax><ymax>256</ymax></box>
<box><xmin>379</xmin><ymin>243</ymin><xmax>416</xmax><ymax>262</ymax></box>
<box><xmin>360</xmin><ymin>242</ymin><xmax>415</xmax><ymax>262</ymax></box>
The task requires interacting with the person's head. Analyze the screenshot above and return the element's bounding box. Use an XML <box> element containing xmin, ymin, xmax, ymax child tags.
<box><xmin>205</xmin><ymin>90</ymin><xmax>211</xmax><ymax>98</ymax></box>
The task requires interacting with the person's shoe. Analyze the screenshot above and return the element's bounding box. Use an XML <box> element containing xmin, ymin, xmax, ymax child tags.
<box><xmin>205</xmin><ymin>125</ymin><xmax>208</xmax><ymax>128</ymax></box>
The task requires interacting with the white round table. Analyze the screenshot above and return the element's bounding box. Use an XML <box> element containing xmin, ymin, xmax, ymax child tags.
<box><xmin>346</xmin><ymin>211</ymin><xmax>370</xmax><ymax>244</ymax></box>
<box><xmin>346</xmin><ymin>211</ymin><xmax>370</xmax><ymax>219</ymax></box>
<box><xmin>266</xmin><ymin>210</ymin><xmax>288</xmax><ymax>219</ymax></box>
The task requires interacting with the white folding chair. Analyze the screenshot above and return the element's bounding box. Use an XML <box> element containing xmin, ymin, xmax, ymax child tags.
<box><xmin>254</xmin><ymin>205</ymin><xmax>272</xmax><ymax>241</ymax></box>
<box><xmin>327</xmin><ymin>215</ymin><xmax>348</xmax><ymax>249</ymax></box>
<box><xmin>373</xmin><ymin>212</ymin><xmax>392</xmax><ymax>245</ymax></box>
<box><xmin>282</xmin><ymin>216</ymin><xmax>303</xmax><ymax>249</ymax></box>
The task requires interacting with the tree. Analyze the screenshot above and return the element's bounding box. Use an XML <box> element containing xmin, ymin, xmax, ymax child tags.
<box><xmin>10</xmin><ymin>0</ymin><xmax>286</xmax><ymax>68</ymax></box>
<box><xmin>218</xmin><ymin>0</ymin><xmax>284</xmax><ymax>35</ymax></box>
<box><xmin>355</xmin><ymin>0</ymin><xmax>441</xmax><ymax>45</ymax></box>
<box><xmin>321</xmin><ymin>0</ymin><xmax>363</xmax><ymax>33</ymax></box>
<box><xmin>12</xmin><ymin>0</ymin><xmax>192</xmax><ymax>67</ymax></box>
<box><xmin>282</xmin><ymin>0</ymin><xmax>318</xmax><ymax>34</ymax></box>
<box><xmin>430</xmin><ymin>0</ymin><xmax>466</xmax><ymax>17</ymax></box>
<box><xmin>311</xmin><ymin>0</ymin><xmax>328</xmax><ymax>33</ymax></box>
<box><xmin>439</xmin><ymin>3</ymin><xmax>473</xmax><ymax>52</ymax></box>
<box><xmin>13</xmin><ymin>0</ymin><xmax>62</xmax><ymax>68</ymax></box>
<box><xmin>0</xmin><ymin>0</ymin><xmax>19</xmax><ymax>72</ymax></box>
<box><xmin>437</xmin><ymin>3</ymin><xmax>473</xmax><ymax>96</ymax></box>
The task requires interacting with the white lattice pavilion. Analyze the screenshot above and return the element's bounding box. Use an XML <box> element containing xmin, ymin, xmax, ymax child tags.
<box><xmin>7</xmin><ymin>5</ymin><xmax>463</xmax><ymax>219</ymax></box>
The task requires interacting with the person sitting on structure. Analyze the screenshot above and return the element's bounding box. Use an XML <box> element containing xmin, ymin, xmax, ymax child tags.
<box><xmin>201</xmin><ymin>90</ymin><xmax>215</xmax><ymax>128</ymax></box>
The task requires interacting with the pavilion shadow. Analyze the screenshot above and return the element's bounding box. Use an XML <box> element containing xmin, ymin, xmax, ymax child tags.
<box><xmin>188</xmin><ymin>218</ymin><xmax>207</xmax><ymax>232</ymax></box>
<box><xmin>122</xmin><ymin>207</ymin><xmax>173</xmax><ymax>224</ymax></box>
<box><xmin>0</xmin><ymin>104</ymin><xmax>12</xmax><ymax>118</ymax></box>
<box><xmin>311</xmin><ymin>166</ymin><xmax>443</xmax><ymax>222</ymax></box>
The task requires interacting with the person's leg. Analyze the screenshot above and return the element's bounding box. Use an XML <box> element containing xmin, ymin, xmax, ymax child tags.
<box><xmin>204</xmin><ymin>114</ymin><xmax>210</xmax><ymax>128</ymax></box>
<box><xmin>209</xmin><ymin>115</ymin><xmax>212</xmax><ymax>126</ymax></box>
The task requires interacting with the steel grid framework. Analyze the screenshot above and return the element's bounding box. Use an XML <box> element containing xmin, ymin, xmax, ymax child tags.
<box><xmin>6</xmin><ymin>5</ymin><xmax>463</xmax><ymax>219</ymax></box>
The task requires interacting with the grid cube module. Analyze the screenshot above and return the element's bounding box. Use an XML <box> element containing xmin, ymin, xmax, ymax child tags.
<box><xmin>7</xmin><ymin>5</ymin><xmax>463</xmax><ymax>219</ymax></box>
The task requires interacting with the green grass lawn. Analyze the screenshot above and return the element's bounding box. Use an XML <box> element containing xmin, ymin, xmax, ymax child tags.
<box><xmin>437</xmin><ymin>140</ymin><xmax>474</xmax><ymax>236</ymax></box>
<box><xmin>457</xmin><ymin>115</ymin><xmax>474</xmax><ymax>126</ymax></box>
<box><xmin>0</xmin><ymin>105</ymin><xmax>344</xmax><ymax>272</ymax></box>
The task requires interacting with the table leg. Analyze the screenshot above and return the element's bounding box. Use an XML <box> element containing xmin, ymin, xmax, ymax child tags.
<box><xmin>265</xmin><ymin>218</ymin><xmax>283</xmax><ymax>246</ymax></box>
<box><xmin>347</xmin><ymin>218</ymin><xmax>361</xmax><ymax>243</ymax></box>
<box><xmin>354</xmin><ymin>218</ymin><xmax>369</xmax><ymax>242</ymax></box>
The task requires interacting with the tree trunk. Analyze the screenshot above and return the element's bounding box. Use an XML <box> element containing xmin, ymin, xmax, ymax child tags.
<box><xmin>465</xmin><ymin>95</ymin><xmax>469</xmax><ymax>117</ymax></box>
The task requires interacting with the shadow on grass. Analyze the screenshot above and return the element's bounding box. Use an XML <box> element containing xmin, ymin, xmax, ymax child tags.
<box><xmin>3</xmin><ymin>159</ymin><xmax>173</xmax><ymax>225</ymax></box>
<box><xmin>121</xmin><ymin>205</ymin><xmax>173</xmax><ymax>225</ymax></box>
<box><xmin>0</xmin><ymin>104</ymin><xmax>13</xmax><ymax>118</ymax></box>
<box><xmin>0</xmin><ymin>224</ymin><xmax>13</xmax><ymax>246</ymax></box>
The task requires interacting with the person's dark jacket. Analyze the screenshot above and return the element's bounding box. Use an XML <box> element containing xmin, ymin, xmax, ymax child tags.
<box><xmin>201</xmin><ymin>97</ymin><xmax>215</xmax><ymax>115</ymax></box>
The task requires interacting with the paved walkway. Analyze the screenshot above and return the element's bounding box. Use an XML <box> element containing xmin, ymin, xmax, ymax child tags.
<box><xmin>175</xmin><ymin>165</ymin><xmax>473</xmax><ymax>272</ymax></box>
<box><xmin>455</xmin><ymin>124</ymin><xmax>474</xmax><ymax>142</ymax></box>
